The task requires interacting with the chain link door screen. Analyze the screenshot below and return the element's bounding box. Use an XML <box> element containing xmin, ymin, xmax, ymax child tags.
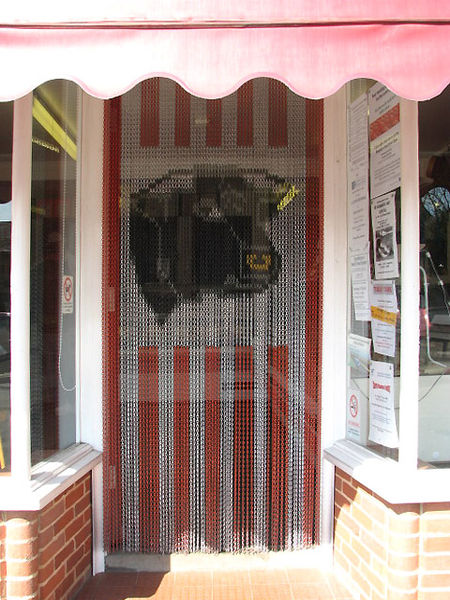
<box><xmin>103</xmin><ymin>79</ymin><xmax>323</xmax><ymax>554</ymax></box>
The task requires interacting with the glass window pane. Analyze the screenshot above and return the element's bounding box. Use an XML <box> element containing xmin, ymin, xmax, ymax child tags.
<box><xmin>0</xmin><ymin>101</ymin><xmax>13</xmax><ymax>473</ymax></box>
<box><xmin>30</xmin><ymin>81</ymin><xmax>78</xmax><ymax>465</ymax></box>
<box><xmin>418</xmin><ymin>85</ymin><xmax>450</xmax><ymax>468</ymax></box>
<box><xmin>346</xmin><ymin>79</ymin><xmax>401</xmax><ymax>460</ymax></box>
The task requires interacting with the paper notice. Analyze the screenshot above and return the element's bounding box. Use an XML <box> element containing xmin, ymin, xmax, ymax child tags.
<box><xmin>369</xmin><ymin>360</ymin><xmax>399</xmax><ymax>448</ymax></box>
<box><xmin>349</xmin><ymin>177</ymin><xmax>370</xmax><ymax>253</ymax></box>
<box><xmin>348</xmin><ymin>94</ymin><xmax>369</xmax><ymax>171</ymax></box>
<box><xmin>369</xmin><ymin>82</ymin><xmax>399</xmax><ymax>125</ymax></box>
<box><xmin>370</xmin><ymin>124</ymin><xmax>401</xmax><ymax>199</ymax></box>
<box><xmin>371</xmin><ymin>191</ymin><xmax>399</xmax><ymax>280</ymax></box>
<box><xmin>369</xmin><ymin>83</ymin><xmax>401</xmax><ymax>199</ymax></box>
<box><xmin>348</xmin><ymin>333</ymin><xmax>371</xmax><ymax>374</ymax></box>
<box><xmin>351</xmin><ymin>250</ymin><xmax>371</xmax><ymax>321</ymax></box>
<box><xmin>370</xmin><ymin>280</ymin><xmax>398</xmax><ymax>357</ymax></box>
<box><xmin>348</xmin><ymin>94</ymin><xmax>370</xmax><ymax>252</ymax></box>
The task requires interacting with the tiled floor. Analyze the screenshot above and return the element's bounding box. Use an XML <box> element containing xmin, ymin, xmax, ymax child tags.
<box><xmin>74</xmin><ymin>569</ymin><xmax>354</xmax><ymax>600</ymax></box>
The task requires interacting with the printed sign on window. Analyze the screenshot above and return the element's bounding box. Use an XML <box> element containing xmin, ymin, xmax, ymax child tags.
<box><xmin>62</xmin><ymin>275</ymin><xmax>74</xmax><ymax>314</ymax></box>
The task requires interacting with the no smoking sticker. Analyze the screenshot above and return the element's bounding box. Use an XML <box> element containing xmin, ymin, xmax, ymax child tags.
<box><xmin>349</xmin><ymin>394</ymin><xmax>358</xmax><ymax>418</ymax></box>
<box><xmin>62</xmin><ymin>275</ymin><xmax>74</xmax><ymax>314</ymax></box>
<box><xmin>347</xmin><ymin>387</ymin><xmax>362</xmax><ymax>442</ymax></box>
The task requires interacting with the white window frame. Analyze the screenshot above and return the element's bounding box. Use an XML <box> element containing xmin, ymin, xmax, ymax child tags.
<box><xmin>0</xmin><ymin>91</ymin><xmax>101</xmax><ymax>559</ymax></box>
<box><xmin>324</xmin><ymin>83</ymin><xmax>450</xmax><ymax>503</ymax></box>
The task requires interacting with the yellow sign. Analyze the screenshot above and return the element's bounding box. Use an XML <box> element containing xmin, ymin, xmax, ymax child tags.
<box><xmin>0</xmin><ymin>434</ymin><xmax>4</xmax><ymax>470</ymax></box>
<box><xmin>277</xmin><ymin>184</ymin><xmax>299</xmax><ymax>211</ymax></box>
<box><xmin>371</xmin><ymin>306</ymin><xmax>398</xmax><ymax>325</ymax></box>
<box><xmin>247</xmin><ymin>254</ymin><xmax>272</xmax><ymax>271</ymax></box>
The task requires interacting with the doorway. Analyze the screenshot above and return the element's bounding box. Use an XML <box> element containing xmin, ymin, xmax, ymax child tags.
<box><xmin>102</xmin><ymin>79</ymin><xmax>323</xmax><ymax>555</ymax></box>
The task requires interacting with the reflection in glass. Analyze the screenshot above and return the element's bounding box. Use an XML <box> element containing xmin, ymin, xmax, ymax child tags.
<box><xmin>0</xmin><ymin>101</ymin><xmax>13</xmax><ymax>473</ymax></box>
<box><xmin>30</xmin><ymin>81</ymin><xmax>78</xmax><ymax>465</ymax></box>
<box><xmin>418</xmin><ymin>87</ymin><xmax>450</xmax><ymax>467</ymax></box>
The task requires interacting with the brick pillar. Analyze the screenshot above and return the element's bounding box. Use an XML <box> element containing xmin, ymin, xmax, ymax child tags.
<box><xmin>38</xmin><ymin>473</ymin><xmax>92</xmax><ymax>600</ymax></box>
<box><xmin>334</xmin><ymin>469</ymin><xmax>450</xmax><ymax>600</ymax></box>
<box><xmin>4</xmin><ymin>512</ymin><xmax>39</xmax><ymax>600</ymax></box>
<box><xmin>0</xmin><ymin>515</ymin><xmax>6</xmax><ymax>599</ymax></box>
<box><xmin>387</xmin><ymin>505</ymin><xmax>420</xmax><ymax>600</ymax></box>
<box><xmin>0</xmin><ymin>473</ymin><xmax>92</xmax><ymax>600</ymax></box>
<box><xmin>419</xmin><ymin>502</ymin><xmax>450</xmax><ymax>600</ymax></box>
<box><xmin>334</xmin><ymin>469</ymin><xmax>421</xmax><ymax>600</ymax></box>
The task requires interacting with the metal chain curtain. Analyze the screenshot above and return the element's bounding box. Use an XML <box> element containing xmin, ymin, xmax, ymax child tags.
<box><xmin>103</xmin><ymin>78</ymin><xmax>323</xmax><ymax>554</ymax></box>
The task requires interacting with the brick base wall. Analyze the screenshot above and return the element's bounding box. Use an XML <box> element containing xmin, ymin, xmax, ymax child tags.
<box><xmin>0</xmin><ymin>516</ymin><xmax>5</xmax><ymax>599</ymax></box>
<box><xmin>334</xmin><ymin>468</ymin><xmax>450</xmax><ymax>600</ymax></box>
<box><xmin>1</xmin><ymin>472</ymin><xmax>92</xmax><ymax>600</ymax></box>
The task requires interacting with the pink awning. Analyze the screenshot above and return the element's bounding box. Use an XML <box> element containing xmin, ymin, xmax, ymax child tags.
<box><xmin>3</xmin><ymin>0</ymin><xmax>450</xmax><ymax>25</ymax></box>
<box><xmin>0</xmin><ymin>23</ymin><xmax>448</xmax><ymax>101</ymax></box>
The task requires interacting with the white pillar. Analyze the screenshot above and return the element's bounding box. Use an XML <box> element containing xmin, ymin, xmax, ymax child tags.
<box><xmin>321</xmin><ymin>88</ymin><xmax>348</xmax><ymax>546</ymax></box>
<box><xmin>79</xmin><ymin>93</ymin><xmax>104</xmax><ymax>451</ymax></box>
<box><xmin>79</xmin><ymin>92</ymin><xmax>105</xmax><ymax>570</ymax></box>
<box><xmin>398</xmin><ymin>99</ymin><xmax>420</xmax><ymax>470</ymax></box>
<box><xmin>10</xmin><ymin>94</ymin><xmax>33</xmax><ymax>481</ymax></box>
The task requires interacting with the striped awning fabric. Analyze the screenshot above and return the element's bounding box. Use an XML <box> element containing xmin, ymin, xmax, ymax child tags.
<box><xmin>0</xmin><ymin>19</ymin><xmax>448</xmax><ymax>101</ymax></box>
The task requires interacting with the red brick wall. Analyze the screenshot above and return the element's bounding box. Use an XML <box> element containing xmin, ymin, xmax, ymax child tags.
<box><xmin>334</xmin><ymin>468</ymin><xmax>450</xmax><ymax>600</ymax></box>
<box><xmin>0</xmin><ymin>515</ymin><xmax>5</xmax><ymax>599</ymax></box>
<box><xmin>3</xmin><ymin>511</ymin><xmax>39</xmax><ymax>599</ymax></box>
<box><xmin>38</xmin><ymin>473</ymin><xmax>92</xmax><ymax>600</ymax></box>
<box><xmin>419</xmin><ymin>503</ymin><xmax>450</xmax><ymax>599</ymax></box>
<box><xmin>1</xmin><ymin>472</ymin><xmax>92</xmax><ymax>600</ymax></box>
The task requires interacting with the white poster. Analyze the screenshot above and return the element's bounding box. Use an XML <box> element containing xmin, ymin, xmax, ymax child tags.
<box><xmin>348</xmin><ymin>333</ymin><xmax>371</xmax><ymax>373</ymax></box>
<box><xmin>369</xmin><ymin>82</ymin><xmax>398</xmax><ymax>126</ymax></box>
<box><xmin>370</xmin><ymin>124</ymin><xmax>401</xmax><ymax>199</ymax></box>
<box><xmin>369</xmin><ymin>83</ymin><xmax>401</xmax><ymax>199</ymax></box>
<box><xmin>369</xmin><ymin>360</ymin><xmax>399</xmax><ymax>448</ymax></box>
<box><xmin>348</xmin><ymin>94</ymin><xmax>370</xmax><ymax>252</ymax></box>
<box><xmin>370</xmin><ymin>280</ymin><xmax>398</xmax><ymax>357</ymax></box>
<box><xmin>351</xmin><ymin>249</ymin><xmax>371</xmax><ymax>321</ymax></box>
<box><xmin>371</xmin><ymin>191</ymin><xmax>399</xmax><ymax>280</ymax></box>
<box><xmin>349</xmin><ymin>176</ymin><xmax>370</xmax><ymax>253</ymax></box>
<box><xmin>348</xmin><ymin>94</ymin><xmax>369</xmax><ymax>171</ymax></box>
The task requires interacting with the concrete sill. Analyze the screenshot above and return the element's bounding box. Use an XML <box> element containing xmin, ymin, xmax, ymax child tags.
<box><xmin>324</xmin><ymin>439</ymin><xmax>450</xmax><ymax>504</ymax></box>
<box><xmin>0</xmin><ymin>443</ymin><xmax>101</xmax><ymax>510</ymax></box>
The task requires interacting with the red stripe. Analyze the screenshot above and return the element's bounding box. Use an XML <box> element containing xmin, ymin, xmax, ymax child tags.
<box><xmin>140</xmin><ymin>79</ymin><xmax>160</xmax><ymax>147</ymax></box>
<box><xmin>369</xmin><ymin>103</ymin><xmax>400</xmax><ymax>141</ymax></box>
<box><xmin>268</xmin><ymin>80</ymin><xmax>288</xmax><ymax>147</ymax></box>
<box><xmin>173</xmin><ymin>346</ymin><xmax>190</xmax><ymax>550</ymax></box>
<box><xmin>138</xmin><ymin>347</ymin><xmax>160</xmax><ymax>551</ymax></box>
<box><xmin>267</xmin><ymin>347</ymin><xmax>274</xmax><ymax>548</ymax></box>
<box><xmin>237</xmin><ymin>81</ymin><xmax>253</xmax><ymax>147</ymax></box>
<box><xmin>175</xmin><ymin>85</ymin><xmax>191</xmax><ymax>147</ymax></box>
<box><xmin>204</xmin><ymin>346</ymin><xmax>221</xmax><ymax>549</ymax></box>
<box><xmin>304</xmin><ymin>99</ymin><xmax>324</xmax><ymax>546</ymax></box>
<box><xmin>102</xmin><ymin>97</ymin><xmax>122</xmax><ymax>552</ymax></box>
<box><xmin>206</xmin><ymin>99</ymin><xmax>222</xmax><ymax>147</ymax></box>
<box><xmin>267</xmin><ymin>346</ymin><xmax>289</xmax><ymax>549</ymax></box>
<box><xmin>233</xmin><ymin>346</ymin><xmax>254</xmax><ymax>548</ymax></box>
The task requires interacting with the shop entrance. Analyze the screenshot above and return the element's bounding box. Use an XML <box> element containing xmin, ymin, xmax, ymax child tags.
<box><xmin>102</xmin><ymin>79</ymin><xmax>323</xmax><ymax>555</ymax></box>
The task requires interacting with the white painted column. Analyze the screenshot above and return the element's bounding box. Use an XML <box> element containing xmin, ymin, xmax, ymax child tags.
<box><xmin>10</xmin><ymin>94</ymin><xmax>33</xmax><ymax>482</ymax></box>
<box><xmin>398</xmin><ymin>99</ymin><xmax>420</xmax><ymax>470</ymax></box>
<box><xmin>79</xmin><ymin>93</ymin><xmax>104</xmax><ymax>451</ymax></box>
<box><xmin>79</xmin><ymin>92</ymin><xmax>105</xmax><ymax>572</ymax></box>
<box><xmin>92</xmin><ymin>462</ymin><xmax>105</xmax><ymax>573</ymax></box>
<box><xmin>321</xmin><ymin>88</ymin><xmax>348</xmax><ymax>546</ymax></box>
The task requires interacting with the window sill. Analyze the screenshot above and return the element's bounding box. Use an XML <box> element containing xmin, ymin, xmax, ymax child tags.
<box><xmin>324</xmin><ymin>439</ymin><xmax>450</xmax><ymax>504</ymax></box>
<box><xmin>0</xmin><ymin>443</ymin><xmax>101</xmax><ymax>511</ymax></box>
